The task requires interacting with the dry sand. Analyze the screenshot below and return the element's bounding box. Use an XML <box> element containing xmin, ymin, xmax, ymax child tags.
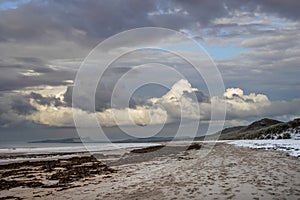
<box><xmin>1</xmin><ymin>143</ymin><xmax>300</xmax><ymax>200</ymax></box>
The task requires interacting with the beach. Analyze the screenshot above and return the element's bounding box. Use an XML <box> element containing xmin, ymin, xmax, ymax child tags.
<box><xmin>1</xmin><ymin>142</ymin><xmax>300</xmax><ymax>200</ymax></box>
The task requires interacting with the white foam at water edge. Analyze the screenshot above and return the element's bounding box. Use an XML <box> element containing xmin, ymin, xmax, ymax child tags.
<box><xmin>226</xmin><ymin>139</ymin><xmax>300</xmax><ymax>157</ymax></box>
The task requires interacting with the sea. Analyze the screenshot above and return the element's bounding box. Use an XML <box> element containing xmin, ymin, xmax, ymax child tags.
<box><xmin>0</xmin><ymin>142</ymin><xmax>161</xmax><ymax>163</ymax></box>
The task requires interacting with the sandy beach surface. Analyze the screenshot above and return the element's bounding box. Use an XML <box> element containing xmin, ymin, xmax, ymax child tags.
<box><xmin>1</xmin><ymin>142</ymin><xmax>300</xmax><ymax>200</ymax></box>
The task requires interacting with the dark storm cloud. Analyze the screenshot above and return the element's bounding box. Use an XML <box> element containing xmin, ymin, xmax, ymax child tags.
<box><xmin>0</xmin><ymin>0</ymin><xmax>157</xmax><ymax>44</ymax></box>
<box><xmin>0</xmin><ymin>93</ymin><xmax>36</xmax><ymax>127</ymax></box>
<box><xmin>62</xmin><ymin>86</ymin><xmax>72</xmax><ymax>107</ymax></box>
<box><xmin>14</xmin><ymin>57</ymin><xmax>45</xmax><ymax>65</ymax></box>
<box><xmin>10</xmin><ymin>94</ymin><xmax>37</xmax><ymax>115</ymax></box>
<box><xmin>0</xmin><ymin>92</ymin><xmax>63</xmax><ymax>117</ymax></box>
<box><xmin>1</xmin><ymin>0</ymin><xmax>298</xmax><ymax>46</ymax></box>
<box><xmin>63</xmin><ymin>66</ymin><xmax>138</xmax><ymax>111</ymax></box>
<box><xmin>0</xmin><ymin>91</ymin><xmax>66</xmax><ymax>127</ymax></box>
<box><xmin>28</xmin><ymin>92</ymin><xmax>63</xmax><ymax>107</ymax></box>
<box><xmin>223</xmin><ymin>0</ymin><xmax>300</xmax><ymax>20</ymax></box>
<box><xmin>183</xmin><ymin>90</ymin><xmax>210</xmax><ymax>103</ymax></box>
<box><xmin>0</xmin><ymin>58</ymin><xmax>75</xmax><ymax>91</ymax></box>
<box><xmin>169</xmin><ymin>0</ymin><xmax>229</xmax><ymax>26</ymax></box>
<box><xmin>0</xmin><ymin>0</ymin><xmax>298</xmax><ymax>63</ymax></box>
<box><xmin>13</xmin><ymin>57</ymin><xmax>54</xmax><ymax>73</ymax></box>
<box><xmin>250</xmin><ymin>0</ymin><xmax>300</xmax><ymax>20</ymax></box>
<box><xmin>159</xmin><ymin>0</ymin><xmax>300</xmax><ymax>29</ymax></box>
<box><xmin>0</xmin><ymin>68</ymin><xmax>74</xmax><ymax>91</ymax></box>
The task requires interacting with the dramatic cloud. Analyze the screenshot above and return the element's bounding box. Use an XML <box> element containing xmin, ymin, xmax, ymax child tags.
<box><xmin>1</xmin><ymin>79</ymin><xmax>299</xmax><ymax>129</ymax></box>
<box><xmin>208</xmin><ymin>88</ymin><xmax>300</xmax><ymax>120</ymax></box>
<box><xmin>1</xmin><ymin>0</ymin><xmax>299</xmax><ymax>60</ymax></box>
<box><xmin>0</xmin><ymin>0</ymin><xmax>299</xmax><ymax>140</ymax></box>
<box><xmin>27</xmin><ymin>79</ymin><xmax>202</xmax><ymax>127</ymax></box>
<box><xmin>0</xmin><ymin>58</ymin><xmax>76</xmax><ymax>91</ymax></box>
<box><xmin>203</xmin><ymin>11</ymin><xmax>300</xmax><ymax>101</ymax></box>
<box><xmin>0</xmin><ymin>93</ymin><xmax>36</xmax><ymax>127</ymax></box>
<box><xmin>249</xmin><ymin>0</ymin><xmax>300</xmax><ymax>20</ymax></box>
<box><xmin>28</xmin><ymin>92</ymin><xmax>63</xmax><ymax>107</ymax></box>
<box><xmin>221</xmin><ymin>88</ymin><xmax>271</xmax><ymax>118</ymax></box>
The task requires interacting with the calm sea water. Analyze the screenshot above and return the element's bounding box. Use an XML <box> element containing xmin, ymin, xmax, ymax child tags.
<box><xmin>0</xmin><ymin>142</ymin><xmax>161</xmax><ymax>154</ymax></box>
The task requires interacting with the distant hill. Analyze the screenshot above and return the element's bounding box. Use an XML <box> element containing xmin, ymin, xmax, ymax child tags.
<box><xmin>243</xmin><ymin>118</ymin><xmax>282</xmax><ymax>132</ymax></box>
<box><xmin>29</xmin><ymin>138</ymin><xmax>87</xmax><ymax>143</ymax></box>
<box><xmin>29</xmin><ymin>136</ymin><xmax>192</xmax><ymax>143</ymax></box>
<box><xmin>116</xmin><ymin>136</ymin><xmax>192</xmax><ymax>143</ymax></box>
<box><xmin>196</xmin><ymin>118</ymin><xmax>300</xmax><ymax>140</ymax></box>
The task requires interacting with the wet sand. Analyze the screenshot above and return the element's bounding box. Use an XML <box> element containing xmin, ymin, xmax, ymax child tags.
<box><xmin>1</xmin><ymin>143</ymin><xmax>300</xmax><ymax>200</ymax></box>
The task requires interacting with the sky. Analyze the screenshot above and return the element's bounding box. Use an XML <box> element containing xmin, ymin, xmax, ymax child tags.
<box><xmin>0</xmin><ymin>0</ymin><xmax>300</xmax><ymax>142</ymax></box>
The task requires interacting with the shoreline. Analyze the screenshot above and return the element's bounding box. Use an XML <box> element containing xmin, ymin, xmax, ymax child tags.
<box><xmin>0</xmin><ymin>142</ymin><xmax>163</xmax><ymax>164</ymax></box>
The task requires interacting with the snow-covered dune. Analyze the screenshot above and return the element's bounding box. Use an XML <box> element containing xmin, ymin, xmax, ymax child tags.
<box><xmin>226</xmin><ymin>139</ymin><xmax>300</xmax><ymax>157</ymax></box>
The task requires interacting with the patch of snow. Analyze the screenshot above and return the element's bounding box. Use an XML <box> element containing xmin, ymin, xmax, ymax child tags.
<box><xmin>284</xmin><ymin>127</ymin><xmax>300</xmax><ymax>140</ymax></box>
<box><xmin>226</xmin><ymin>139</ymin><xmax>300</xmax><ymax>157</ymax></box>
<box><xmin>256</xmin><ymin>126</ymin><xmax>300</xmax><ymax>140</ymax></box>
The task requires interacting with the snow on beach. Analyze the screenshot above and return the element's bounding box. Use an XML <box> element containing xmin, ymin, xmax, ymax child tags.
<box><xmin>226</xmin><ymin>139</ymin><xmax>300</xmax><ymax>157</ymax></box>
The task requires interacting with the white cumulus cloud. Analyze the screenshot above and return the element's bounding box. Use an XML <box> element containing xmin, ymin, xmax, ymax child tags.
<box><xmin>15</xmin><ymin>79</ymin><xmax>300</xmax><ymax>128</ymax></box>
